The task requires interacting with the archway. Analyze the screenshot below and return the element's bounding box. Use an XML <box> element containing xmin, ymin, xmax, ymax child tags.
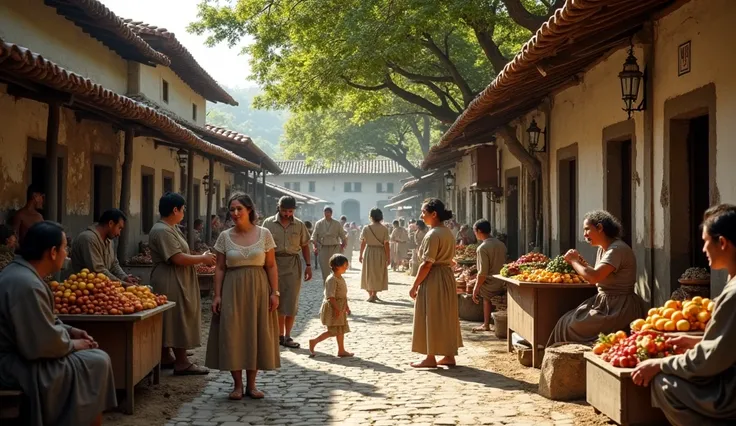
<box><xmin>341</xmin><ymin>199</ymin><xmax>360</xmax><ymax>224</ymax></box>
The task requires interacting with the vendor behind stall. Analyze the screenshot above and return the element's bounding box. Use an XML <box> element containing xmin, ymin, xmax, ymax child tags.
<box><xmin>548</xmin><ymin>210</ymin><xmax>644</xmax><ymax>345</ymax></box>
<box><xmin>632</xmin><ymin>204</ymin><xmax>736</xmax><ymax>425</ymax></box>
<box><xmin>471</xmin><ymin>219</ymin><xmax>507</xmax><ymax>332</ymax></box>
<box><xmin>70</xmin><ymin>208</ymin><xmax>139</xmax><ymax>285</ymax></box>
<box><xmin>0</xmin><ymin>221</ymin><xmax>117</xmax><ymax>426</ymax></box>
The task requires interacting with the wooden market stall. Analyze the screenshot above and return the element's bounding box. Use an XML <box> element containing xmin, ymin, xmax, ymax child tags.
<box><xmin>496</xmin><ymin>275</ymin><xmax>598</xmax><ymax>367</ymax></box>
<box><xmin>58</xmin><ymin>302</ymin><xmax>176</xmax><ymax>414</ymax></box>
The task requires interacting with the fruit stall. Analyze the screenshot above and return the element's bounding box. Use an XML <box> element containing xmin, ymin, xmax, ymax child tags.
<box><xmin>123</xmin><ymin>242</ymin><xmax>154</xmax><ymax>284</ymax></box>
<box><xmin>50</xmin><ymin>269</ymin><xmax>174</xmax><ymax>414</ymax></box>
<box><xmin>495</xmin><ymin>252</ymin><xmax>597</xmax><ymax>368</ymax></box>
<box><xmin>196</xmin><ymin>265</ymin><xmax>215</xmax><ymax>296</ymax></box>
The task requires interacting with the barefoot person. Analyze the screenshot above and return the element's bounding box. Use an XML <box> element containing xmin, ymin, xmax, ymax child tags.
<box><xmin>206</xmin><ymin>193</ymin><xmax>281</xmax><ymax>400</ymax></box>
<box><xmin>390</xmin><ymin>220</ymin><xmax>409</xmax><ymax>271</ymax></box>
<box><xmin>312</xmin><ymin>207</ymin><xmax>347</xmax><ymax>284</ymax></box>
<box><xmin>359</xmin><ymin>208</ymin><xmax>390</xmax><ymax>302</ymax></box>
<box><xmin>310</xmin><ymin>254</ymin><xmax>352</xmax><ymax>357</ymax></box>
<box><xmin>262</xmin><ymin>196</ymin><xmax>312</xmax><ymax>349</ymax></box>
<box><xmin>11</xmin><ymin>185</ymin><xmax>45</xmax><ymax>245</ymax></box>
<box><xmin>632</xmin><ymin>204</ymin><xmax>736</xmax><ymax>425</ymax></box>
<box><xmin>548</xmin><ymin>210</ymin><xmax>645</xmax><ymax>345</ymax></box>
<box><xmin>0</xmin><ymin>221</ymin><xmax>117</xmax><ymax>426</ymax></box>
<box><xmin>71</xmin><ymin>209</ymin><xmax>139</xmax><ymax>285</ymax></box>
<box><xmin>410</xmin><ymin>199</ymin><xmax>463</xmax><ymax>368</ymax></box>
<box><xmin>150</xmin><ymin>192</ymin><xmax>216</xmax><ymax>374</ymax></box>
<box><xmin>471</xmin><ymin>219</ymin><xmax>507</xmax><ymax>332</ymax></box>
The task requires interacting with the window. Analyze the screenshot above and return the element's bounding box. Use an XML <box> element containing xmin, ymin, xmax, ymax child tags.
<box><xmin>387</xmin><ymin>182</ymin><xmax>394</xmax><ymax>193</ymax></box>
<box><xmin>285</xmin><ymin>182</ymin><xmax>291</xmax><ymax>189</ymax></box>
<box><xmin>162</xmin><ymin>79</ymin><xmax>169</xmax><ymax>103</ymax></box>
<box><xmin>344</xmin><ymin>182</ymin><xmax>361</xmax><ymax>193</ymax></box>
<box><xmin>376</xmin><ymin>183</ymin><xmax>383</xmax><ymax>193</ymax></box>
<box><xmin>292</xmin><ymin>182</ymin><xmax>301</xmax><ymax>192</ymax></box>
<box><xmin>309</xmin><ymin>181</ymin><xmax>316</xmax><ymax>192</ymax></box>
<box><xmin>162</xmin><ymin>170</ymin><xmax>174</xmax><ymax>194</ymax></box>
<box><xmin>141</xmin><ymin>171</ymin><xmax>154</xmax><ymax>234</ymax></box>
<box><xmin>353</xmin><ymin>182</ymin><xmax>362</xmax><ymax>193</ymax></box>
<box><xmin>344</xmin><ymin>182</ymin><xmax>352</xmax><ymax>192</ymax></box>
<box><xmin>192</xmin><ymin>103</ymin><xmax>197</xmax><ymax>121</ymax></box>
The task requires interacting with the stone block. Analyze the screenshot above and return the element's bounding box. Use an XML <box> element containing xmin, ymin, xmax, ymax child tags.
<box><xmin>458</xmin><ymin>294</ymin><xmax>484</xmax><ymax>322</ymax></box>
<box><xmin>538</xmin><ymin>343</ymin><xmax>591</xmax><ymax>401</ymax></box>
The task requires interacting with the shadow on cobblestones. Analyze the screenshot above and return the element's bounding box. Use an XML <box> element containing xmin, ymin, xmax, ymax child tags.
<box><xmin>310</xmin><ymin>355</ymin><xmax>403</xmax><ymax>374</ymax></box>
<box><xmin>428</xmin><ymin>365</ymin><xmax>536</xmax><ymax>393</ymax></box>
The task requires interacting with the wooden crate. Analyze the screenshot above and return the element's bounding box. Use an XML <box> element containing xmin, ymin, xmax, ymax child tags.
<box><xmin>59</xmin><ymin>302</ymin><xmax>175</xmax><ymax>414</ymax></box>
<box><xmin>584</xmin><ymin>352</ymin><xmax>668</xmax><ymax>425</ymax></box>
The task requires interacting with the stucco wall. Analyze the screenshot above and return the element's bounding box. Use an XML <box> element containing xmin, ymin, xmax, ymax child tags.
<box><xmin>266</xmin><ymin>174</ymin><xmax>410</xmax><ymax>224</ymax></box>
<box><xmin>138</xmin><ymin>64</ymin><xmax>207</xmax><ymax>127</ymax></box>
<box><xmin>0</xmin><ymin>0</ymin><xmax>128</xmax><ymax>94</ymax></box>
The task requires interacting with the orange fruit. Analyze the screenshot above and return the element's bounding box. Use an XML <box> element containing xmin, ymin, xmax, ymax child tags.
<box><xmin>664</xmin><ymin>300</ymin><xmax>678</xmax><ymax>310</ymax></box>
<box><xmin>648</xmin><ymin>308</ymin><xmax>658</xmax><ymax>316</ymax></box>
<box><xmin>662</xmin><ymin>308</ymin><xmax>676</xmax><ymax>319</ymax></box>
<box><xmin>655</xmin><ymin>318</ymin><xmax>668</xmax><ymax>331</ymax></box>
<box><xmin>697</xmin><ymin>311</ymin><xmax>711</xmax><ymax>323</ymax></box>
<box><xmin>664</xmin><ymin>320</ymin><xmax>676</xmax><ymax>331</ymax></box>
<box><xmin>631</xmin><ymin>319</ymin><xmax>646</xmax><ymax>331</ymax></box>
<box><xmin>676</xmin><ymin>320</ymin><xmax>690</xmax><ymax>331</ymax></box>
<box><xmin>691</xmin><ymin>296</ymin><xmax>703</xmax><ymax>304</ymax></box>
<box><xmin>670</xmin><ymin>311</ymin><xmax>685</xmax><ymax>323</ymax></box>
<box><xmin>641</xmin><ymin>323</ymin><xmax>653</xmax><ymax>331</ymax></box>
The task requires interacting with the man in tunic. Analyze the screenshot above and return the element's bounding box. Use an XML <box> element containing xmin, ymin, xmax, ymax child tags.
<box><xmin>0</xmin><ymin>221</ymin><xmax>117</xmax><ymax>426</ymax></box>
<box><xmin>471</xmin><ymin>219</ymin><xmax>507</xmax><ymax>332</ymax></box>
<box><xmin>71</xmin><ymin>208</ymin><xmax>138</xmax><ymax>285</ymax></box>
<box><xmin>632</xmin><ymin>204</ymin><xmax>736</xmax><ymax>425</ymax></box>
<box><xmin>11</xmin><ymin>185</ymin><xmax>45</xmax><ymax>245</ymax></box>
<box><xmin>263</xmin><ymin>196</ymin><xmax>312</xmax><ymax>349</ymax></box>
<box><xmin>312</xmin><ymin>207</ymin><xmax>347</xmax><ymax>284</ymax></box>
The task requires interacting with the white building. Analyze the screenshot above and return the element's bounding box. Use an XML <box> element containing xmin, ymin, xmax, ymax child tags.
<box><xmin>267</xmin><ymin>160</ymin><xmax>412</xmax><ymax>224</ymax></box>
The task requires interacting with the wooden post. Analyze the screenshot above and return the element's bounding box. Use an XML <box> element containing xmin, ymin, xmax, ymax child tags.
<box><xmin>118</xmin><ymin>127</ymin><xmax>134</xmax><ymax>260</ymax></box>
<box><xmin>186</xmin><ymin>150</ymin><xmax>195</xmax><ymax>249</ymax></box>
<box><xmin>45</xmin><ymin>102</ymin><xmax>61</xmax><ymax>222</ymax></box>
<box><xmin>261</xmin><ymin>171</ymin><xmax>267</xmax><ymax>218</ymax></box>
<box><xmin>251</xmin><ymin>170</ymin><xmax>258</xmax><ymax>204</ymax></box>
<box><xmin>205</xmin><ymin>158</ymin><xmax>214</xmax><ymax>245</ymax></box>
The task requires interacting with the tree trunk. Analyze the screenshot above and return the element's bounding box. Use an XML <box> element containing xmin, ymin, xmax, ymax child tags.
<box><xmin>497</xmin><ymin>125</ymin><xmax>542</xmax><ymax>178</ymax></box>
<box><xmin>379</xmin><ymin>151</ymin><xmax>424</xmax><ymax>178</ymax></box>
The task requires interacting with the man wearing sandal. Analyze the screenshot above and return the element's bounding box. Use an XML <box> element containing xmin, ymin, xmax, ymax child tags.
<box><xmin>263</xmin><ymin>196</ymin><xmax>313</xmax><ymax>349</ymax></box>
<box><xmin>471</xmin><ymin>219</ymin><xmax>507</xmax><ymax>333</ymax></box>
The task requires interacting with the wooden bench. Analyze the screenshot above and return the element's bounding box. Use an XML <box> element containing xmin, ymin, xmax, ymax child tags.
<box><xmin>0</xmin><ymin>390</ymin><xmax>23</xmax><ymax>420</ymax></box>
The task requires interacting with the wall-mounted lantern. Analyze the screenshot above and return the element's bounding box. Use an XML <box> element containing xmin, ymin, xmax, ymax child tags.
<box><xmin>526</xmin><ymin>119</ymin><xmax>546</xmax><ymax>153</ymax></box>
<box><xmin>176</xmin><ymin>149</ymin><xmax>188</xmax><ymax>169</ymax></box>
<box><xmin>619</xmin><ymin>44</ymin><xmax>646</xmax><ymax>119</ymax></box>
<box><xmin>444</xmin><ymin>170</ymin><xmax>456</xmax><ymax>191</ymax></box>
<box><xmin>202</xmin><ymin>174</ymin><xmax>211</xmax><ymax>195</ymax></box>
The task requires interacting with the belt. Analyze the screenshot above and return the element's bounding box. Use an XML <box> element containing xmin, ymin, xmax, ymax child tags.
<box><xmin>275</xmin><ymin>252</ymin><xmax>300</xmax><ymax>257</ymax></box>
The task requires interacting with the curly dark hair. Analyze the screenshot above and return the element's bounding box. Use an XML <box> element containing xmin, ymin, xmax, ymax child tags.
<box><xmin>422</xmin><ymin>198</ymin><xmax>453</xmax><ymax>222</ymax></box>
<box><xmin>228</xmin><ymin>192</ymin><xmax>257</xmax><ymax>224</ymax></box>
<box><xmin>584</xmin><ymin>210</ymin><xmax>623</xmax><ymax>239</ymax></box>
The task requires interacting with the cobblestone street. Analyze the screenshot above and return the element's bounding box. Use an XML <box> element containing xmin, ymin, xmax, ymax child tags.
<box><xmin>165</xmin><ymin>257</ymin><xmax>606</xmax><ymax>426</ymax></box>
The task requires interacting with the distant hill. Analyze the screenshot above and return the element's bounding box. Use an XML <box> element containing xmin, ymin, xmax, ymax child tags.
<box><xmin>206</xmin><ymin>86</ymin><xmax>288</xmax><ymax>159</ymax></box>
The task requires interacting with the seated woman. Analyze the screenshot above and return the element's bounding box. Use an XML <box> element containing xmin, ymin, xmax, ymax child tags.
<box><xmin>632</xmin><ymin>204</ymin><xmax>736</xmax><ymax>425</ymax></box>
<box><xmin>548</xmin><ymin>210</ymin><xmax>645</xmax><ymax>345</ymax></box>
<box><xmin>0</xmin><ymin>221</ymin><xmax>117</xmax><ymax>426</ymax></box>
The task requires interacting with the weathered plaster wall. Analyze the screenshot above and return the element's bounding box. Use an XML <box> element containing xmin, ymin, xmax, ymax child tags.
<box><xmin>138</xmin><ymin>64</ymin><xmax>207</xmax><ymax>127</ymax></box>
<box><xmin>0</xmin><ymin>0</ymin><xmax>128</xmax><ymax>94</ymax></box>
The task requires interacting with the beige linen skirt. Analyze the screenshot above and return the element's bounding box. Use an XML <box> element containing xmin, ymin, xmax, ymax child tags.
<box><xmin>411</xmin><ymin>264</ymin><xmax>464</xmax><ymax>356</ymax></box>
<box><xmin>205</xmin><ymin>266</ymin><xmax>280</xmax><ymax>371</ymax></box>
<box><xmin>361</xmin><ymin>246</ymin><xmax>388</xmax><ymax>292</ymax></box>
<box><xmin>319</xmin><ymin>298</ymin><xmax>351</xmax><ymax>336</ymax></box>
<box><xmin>275</xmin><ymin>254</ymin><xmax>302</xmax><ymax>317</ymax></box>
<box><xmin>151</xmin><ymin>263</ymin><xmax>201</xmax><ymax>349</ymax></box>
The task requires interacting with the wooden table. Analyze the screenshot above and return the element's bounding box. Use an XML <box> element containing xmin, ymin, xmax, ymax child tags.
<box><xmin>584</xmin><ymin>352</ymin><xmax>668</xmax><ymax>425</ymax></box>
<box><xmin>58</xmin><ymin>302</ymin><xmax>176</xmax><ymax>414</ymax></box>
<box><xmin>495</xmin><ymin>275</ymin><xmax>598</xmax><ymax>368</ymax></box>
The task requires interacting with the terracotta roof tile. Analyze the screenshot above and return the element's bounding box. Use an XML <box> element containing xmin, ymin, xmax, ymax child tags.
<box><xmin>0</xmin><ymin>38</ymin><xmax>259</xmax><ymax>171</ymax></box>
<box><xmin>123</xmin><ymin>20</ymin><xmax>237</xmax><ymax>105</ymax></box>
<box><xmin>204</xmin><ymin>125</ymin><xmax>282</xmax><ymax>175</ymax></box>
<box><xmin>275</xmin><ymin>160</ymin><xmax>409</xmax><ymax>175</ymax></box>
<box><xmin>423</xmin><ymin>0</ymin><xmax>674</xmax><ymax>169</ymax></box>
<box><xmin>44</xmin><ymin>0</ymin><xmax>170</xmax><ymax>66</ymax></box>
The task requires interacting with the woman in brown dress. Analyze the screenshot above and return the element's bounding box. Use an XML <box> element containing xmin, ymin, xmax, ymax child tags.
<box><xmin>205</xmin><ymin>193</ymin><xmax>280</xmax><ymax>400</ymax></box>
<box><xmin>150</xmin><ymin>192</ymin><xmax>216</xmax><ymax>375</ymax></box>
<box><xmin>359</xmin><ymin>208</ymin><xmax>390</xmax><ymax>302</ymax></box>
<box><xmin>548</xmin><ymin>210</ymin><xmax>645</xmax><ymax>345</ymax></box>
<box><xmin>410</xmin><ymin>199</ymin><xmax>463</xmax><ymax>368</ymax></box>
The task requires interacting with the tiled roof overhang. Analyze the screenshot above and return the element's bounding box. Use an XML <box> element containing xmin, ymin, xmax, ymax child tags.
<box><xmin>204</xmin><ymin>125</ymin><xmax>283</xmax><ymax>175</ymax></box>
<box><xmin>0</xmin><ymin>38</ymin><xmax>259</xmax><ymax>171</ymax></box>
<box><xmin>275</xmin><ymin>160</ymin><xmax>409</xmax><ymax>175</ymax></box>
<box><xmin>44</xmin><ymin>0</ymin><xmax>170</xmax><ymax>67</ymax></box>
<box><xmin>422</xmin><ymin>0</ymin><xmax>676</xmax><ymax>170</ymax></box>
<box><xmin>123</xmin><ymin>20</ymin><xmax>237</xmax><ymax>106</ymax></box>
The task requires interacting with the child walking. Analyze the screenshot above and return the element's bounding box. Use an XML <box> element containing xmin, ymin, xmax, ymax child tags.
<box><xmin>309</xmin><ymin>254</ymin><xmax>353</xmax><ymax>357</ymax></box>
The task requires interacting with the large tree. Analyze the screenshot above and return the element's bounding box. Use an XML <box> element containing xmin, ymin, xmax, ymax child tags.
<box><xmin>190</xmin><ymin>0</ymin><xmax>562</xmax><ymax>125</ymax></box>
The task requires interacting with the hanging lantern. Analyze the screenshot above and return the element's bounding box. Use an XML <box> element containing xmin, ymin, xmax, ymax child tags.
<box><xmin>619</xmin><ymin>46</ymin><xmax>644</xmax><ymax>119</ymax></box>
<box><xmin>202</xmin><ymin>174</ymin><xmax>211</xmax><ymax>195</ymax></box>
<box><xmin>176</xmin><ymin>149</ymin><xmax>188</xmax><ymax>168</ymax></box>
<box><xmin>526</xmin><ymin>119</ymin><xmax>546</xmax><ymax>153</ymax></box>
<box><xmin>444</xmin><ymin>170</ymin><xmax>455</xmax><ymax>191</ymax></box>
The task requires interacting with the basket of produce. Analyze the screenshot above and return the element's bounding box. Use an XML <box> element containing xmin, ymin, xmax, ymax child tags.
<box><xmin>593</xmin><ymin>330</ymin><xmax>686</xmax><ymax>368</ymax></box>
<box><xmin>505</xmin><ymin>254</ymin><xmax>588</xmax><ymax>284</ymax></box>
<box><xmin>500</xmin><ymin>252</ymin><xmax>549</xmax><ymax>277</ymax></box>
<box><xmin>49</xmin><ymin>269</ymin><xmax>167</xmax><ymax>315</ymax></box>
<box><xmin>454</xmin><ymin>244</ymin><xmax>478</xmax><ymax>264</ymax></box>
<box><xmin>629</xmin><ymin>296</ymin><xmax>713</xmax><ymax>333</ymax></box>
<box><xmin>677</xmin><ymin>267</ymin><xmax>710</xmax><ymax>285</ymax></box>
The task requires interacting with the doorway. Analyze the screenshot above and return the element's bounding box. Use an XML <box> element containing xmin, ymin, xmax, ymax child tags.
<box><xmin>506</xmin><ymin>173</ymin><xmax>519</xmax><ymax>258</ymax></box>
<box><xmin>30</xmin><ymin>156</ymin><xmax>64</xmax><ymax>221</ymax></box>
<box><xmin>606</xmin><ymin>139</ymin><xmax>633</xmax><ymax>247</ymax></box>
<box><xmin>558</xmin><ymin>149</ymin><xmax>578</xmax><ymax>253</ymax></box>
<box><xmin>93</xmin><ymin>165</ymin><xmax>114</xmax><ymax>221</ymax></box>
<box><xmin>341</xmin><ymin>199</ymin><xmax>360</xmax><ymax>223</ymax></box>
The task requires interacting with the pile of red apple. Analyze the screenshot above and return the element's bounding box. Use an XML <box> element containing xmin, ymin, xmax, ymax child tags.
<box><xmin>596</xmin><ymin>330</ymin><xmax>686</xmax><ymax>368</ymax></box>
